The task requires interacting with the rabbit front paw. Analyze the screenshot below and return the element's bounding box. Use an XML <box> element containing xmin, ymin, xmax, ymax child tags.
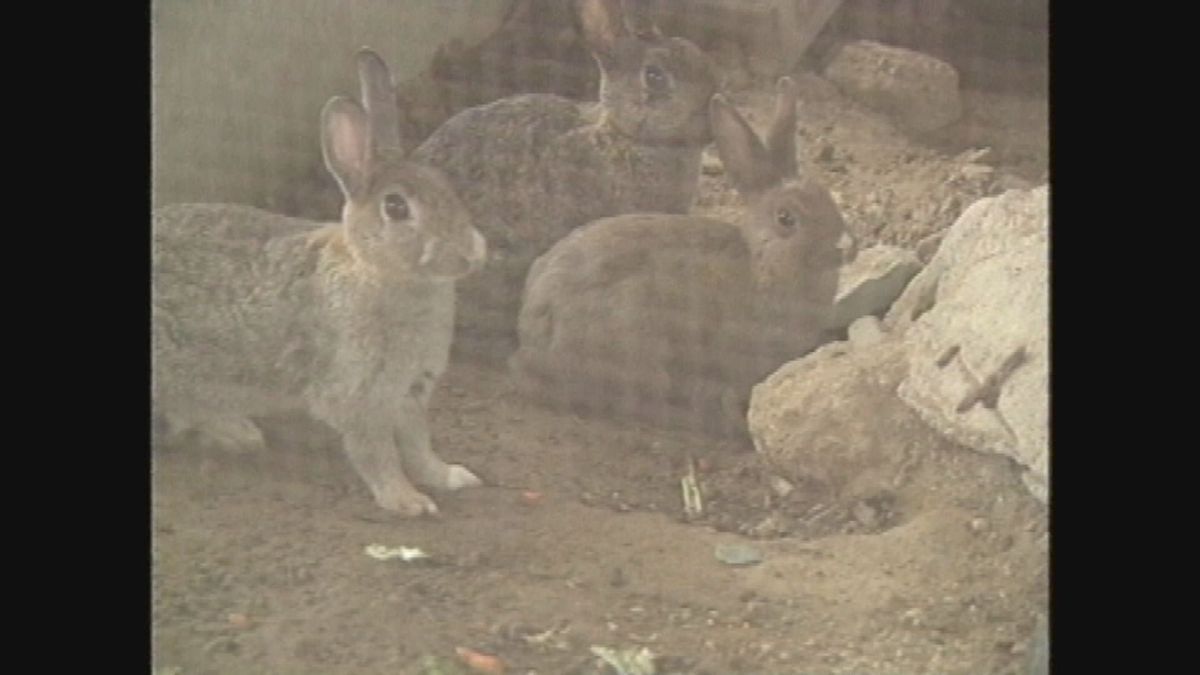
<box><xmin>373</xmin><ymin>484</ymin><xmax>440</xmax><ymax>516</ymax></box>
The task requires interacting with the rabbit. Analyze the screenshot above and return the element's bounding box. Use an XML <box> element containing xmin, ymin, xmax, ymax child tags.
<box><xmin>509</xmin><ymin>77</ymin><xmax>851</xmax><ymax>439</ymax></box>
<box><xmin>152</xmin><ymin>48</ymin><xmax>488</xmax><ymax>516</ymax></box>
<box><xmin>410</xmin><ymin>0</ymin><xmax>720</xmax><ymax>363</ymax></box>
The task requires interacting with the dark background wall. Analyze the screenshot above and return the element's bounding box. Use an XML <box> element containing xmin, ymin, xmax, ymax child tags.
<box><xmin>152</xmin><ymin>0</ymin><xmax>1049</xmax><ymax>220</ymax></box>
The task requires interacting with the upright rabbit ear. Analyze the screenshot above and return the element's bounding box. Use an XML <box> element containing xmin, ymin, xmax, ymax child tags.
<box><xmin>355</xmin><ymin>47</ymin><xmax>402</xmax><ymax>153</ymax></box>
<box><xmin>711</xmin><ymin>94</ymin><xmax>778</xmax><ymax>196</ymax></box>
<box><xmin>622</xmin><ymin>0</ymin><xmax>663</xmax><ymax>40</ymax></box>
<box><xmin>575</xmin><ymin>0</ymin><xmax>629</xmax><ymax>60</ymax></box>
<box><xmin>765</xmin><ymin>77</ymin><xmax>799</xmax><ymax>179</ymax></box>
<box><xmin>321</xmin><ymin>97</ymin><xmax>372</xmax><ymax>200</ymax></box>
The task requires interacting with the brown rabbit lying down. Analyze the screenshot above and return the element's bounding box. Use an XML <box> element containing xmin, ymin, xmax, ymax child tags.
<box><xmin>412</xmin><ymin>0</ymin><xmax>719</xmax><ymax>363</ymax></box>
<box><xmin>152</xmin><ymin>50</ymin><xmax>487</xmax><ymax>516</ymax></box>
<box><xmin>511</xmin><ymin>78</ymin><xmax>849</xmax><ymax>439</ymax></box>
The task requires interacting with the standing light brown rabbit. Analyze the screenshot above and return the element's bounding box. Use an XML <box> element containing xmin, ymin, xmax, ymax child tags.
<box><xmin>510</xmin><ymin>78</ymin><xmax>850</xmax><ymax>438</ymax></box>
<box><xmin>152</xmin><ymin>49</ymin><xmax>487</xmax><ymax>516</ymax></box>
<box><xmin>411</xmin><ymin>0</ymin><xmax>719</xmax><ymax>363</ymax></box>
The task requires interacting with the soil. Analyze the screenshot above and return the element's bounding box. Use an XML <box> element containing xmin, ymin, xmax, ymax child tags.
<box><xmin>152</xmin><ymin>60</ymin><xmax>1049</xmax><ymax>675</ymax></box>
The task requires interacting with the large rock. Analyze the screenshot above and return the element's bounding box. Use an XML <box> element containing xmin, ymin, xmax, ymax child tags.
<box><xmin>748</xmin><ymin>337</ymin><xmax>935</xmax><ymax>499</ymax></box>
<box><xmin>891</xmin><ymin>186</ymin><xmax>1049</xmax><ymax>501</ymax></box>
<box><xmin>750</xmin><ymin>187</ymin><xmax>1049</xmax><ymax>505</ymax></box>
<box><xmin>151</xmin><ymin>0</ymin><xmax>512</xmax><ymax>218</ymax></box>
<box><xmin>827</xmin><ymin>244</ymin><xmax>923</xmax><ymax>332</ymax></box>
<box><xmin>823</xmin><ymin>40</ymin><xmax>962</xmax><ymax>134</ymax></box>
<box><xmin>887</xmin><ymin>186</ymin><xmax>1047</xmax><ymax>332</ymax></box>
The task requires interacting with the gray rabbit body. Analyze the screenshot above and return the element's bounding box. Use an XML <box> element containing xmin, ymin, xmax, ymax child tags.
<box><xmin>153</xmin><ymin>50</ymin><xmax>486</xmax><ymax>516</ymax></box>
<box><xmin>412</xmin><ymin>0</ymin><xmax>718</xmax><ymax>362</ymax></box>
<box><xmin>511</xmin><ymin>78</ymin><xmax>849</xmax><ymax>438</ymax></box>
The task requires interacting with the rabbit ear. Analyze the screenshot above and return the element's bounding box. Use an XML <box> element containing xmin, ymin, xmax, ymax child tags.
<box><xmin>711</xmin><ymin>94</ymin><xmax>778</xmax><ymax>195</ymax></box>
<box><xmin>355</xmin><ymin>47</ymin><xmax>403</xmax><ymax>152</ymax></box>
<box><xmin>575</xmin><ymin>0</ymin><xmax>629</xmax><ymax>60</ymax></box>
<box><xmin>765</xmin><ymin>77</ymin><xmax>799</xmax><ymax>179</ymax></box>
<box><xmin>321</xmin><ymin>97</ymin><xmax>372</xmax><ymax>200</ymax></box>
<box><xmin>621</xmin><ymin>0</ymin><xmax>663</xmax><ymax>40</ymax></box>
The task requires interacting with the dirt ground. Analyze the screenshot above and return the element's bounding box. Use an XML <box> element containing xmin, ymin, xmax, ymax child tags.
<box><xmin>151</xmin><ymin>65</ymin><xmax>1049</xmax><ymax>675</ymax></box>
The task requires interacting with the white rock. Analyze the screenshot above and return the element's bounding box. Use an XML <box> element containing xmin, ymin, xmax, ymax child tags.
<box><xmin>913</xmin><ymin>230</ymin><xmax>946</xmax><ymax>264</ymax></box>
<box><xmin>893</xmin><ymin>186</ymin><xmax>1050</xmax><ymax>502</ymax></box>
<box><xmin>847</xmin><ymin>316</ymin><xmax>884</xmax><ymax>348</ymax></box>
<box><xmin>749</xmin><ymin>187</ymin><xmax>1050</xmax><ymax>506</ymax></box>
<box><xmin>827</xmin><ymin>245</ymin><xmax>923</xmax><ymax>332</ymax></box>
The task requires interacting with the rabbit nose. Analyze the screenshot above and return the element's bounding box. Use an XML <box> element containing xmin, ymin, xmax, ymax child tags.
<box><xmin>837</xmin><ymin>232</ymin><xmax>858</xmax><ymax>264</ymax></box>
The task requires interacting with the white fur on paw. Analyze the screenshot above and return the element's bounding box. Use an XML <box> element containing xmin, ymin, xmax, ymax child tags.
<box><xmin>444</xmin><ymin>464</ymin><xmax>483</xmax><ymax>490</ymax></box>
<box><xmin>375</xmin><ymin>488</ymin><xmax>439</xmax><ymax>517</ymax></box>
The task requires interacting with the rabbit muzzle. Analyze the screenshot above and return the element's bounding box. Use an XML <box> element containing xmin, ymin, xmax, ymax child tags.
<box><xmin>416</xmin><ymin>228</ymin><xmax>487</xmax><ymax>280</ymax></box>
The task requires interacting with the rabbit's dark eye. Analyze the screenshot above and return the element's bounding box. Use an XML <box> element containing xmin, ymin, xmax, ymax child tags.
<box><xmin>382</xmin><ymin>193</ymin><xmax>410</xmax><ymax>222</ymax></box>
<box><xmin>776</xmin><ymin>208</ymin><xmax>797</xmax><ymax>233</ymax></box>
<box><xmin>643</xmin><ymin>64</ymin><xmax>669</xmax><ymax>93</ymax></box>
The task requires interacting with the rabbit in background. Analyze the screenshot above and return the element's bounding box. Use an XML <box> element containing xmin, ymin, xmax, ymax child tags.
<box><xmin>152</xmin><ymin>49</ymin><xmax>487</xmax><ymax>516</ymax></box>
<box><xmin>411</xmin><ymin>0</ymin><xmax>720</xmax><ymax>363</ymax></box>
<box><xmin>510</xmin><ymin>78</ymin><xmax>851</xmax><ymax>439</ymax></box>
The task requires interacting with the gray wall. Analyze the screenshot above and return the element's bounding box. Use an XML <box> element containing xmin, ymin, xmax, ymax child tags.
<box><xmin>152</xmin><ymin>0</ymin><xmax>513</xmax><ymax>218</ymax></box>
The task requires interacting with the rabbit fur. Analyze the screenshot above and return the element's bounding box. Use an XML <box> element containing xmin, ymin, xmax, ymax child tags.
<box><xmin>411</xmin><ymin>0</ymin><xmax>719</xmax><ymax>363</ymax></box>
<box><xmin>510</xmin><ymin>77</ymin><xmax>849</xmax><ymax>438</ymax></box>
<box><xmin>152</xmin><ymin>49</ymin><xmax>487</xmax><ymax>516</ymax></box>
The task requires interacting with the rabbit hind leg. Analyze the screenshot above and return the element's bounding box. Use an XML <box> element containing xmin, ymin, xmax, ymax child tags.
<box><xmin>153</xmin><ymin>378</ymin><xmax>296</xmax><ymax>454</ymax></box>
<box><xmin>156</xmin><ymin>409</ymin><xmax>268</xmax><ymax>455</ymax></box>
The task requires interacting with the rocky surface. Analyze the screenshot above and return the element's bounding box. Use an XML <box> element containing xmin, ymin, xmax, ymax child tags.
<box><xmin>828</xmin><ymin>244</ymin><xmax>924</xmax><ymax>332</ymax></box>
<box><xmin>893</xmin><ymin>186</ymin><xmax>1050</xmax><ymax>501</ymax></box>
<box><xmin>153</xmin><ymin>11</ymin><xmax>1049</xmax><ymax>670</ymax></box>
<box><xmin>748</xmin><ymin>337</ymin><xmax>925</xmax><ymax>499</ymax></box>
<box><xmin>752</xmin><ymin>186</ymin><xmax>1049</xmax><ymax>505</ymax></box>
<box><xmin>823</xmin><ymin>39</ymin><xmax>963</xmax><ymax>134</ymax></box>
